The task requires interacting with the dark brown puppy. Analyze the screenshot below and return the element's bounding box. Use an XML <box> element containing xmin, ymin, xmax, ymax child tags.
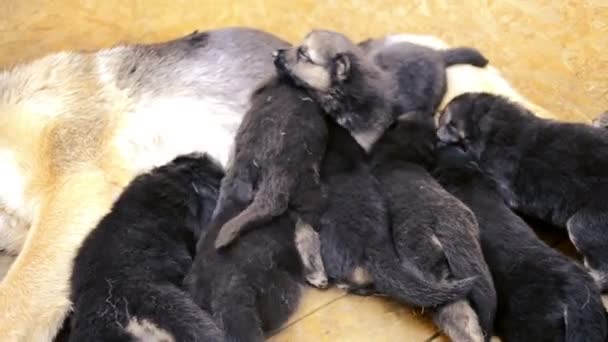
<box><xmin>370</xmin><ymin>111</ymin><xmax>496</xmax><ymax>342</ymax></box>
<box><xmin>437</xmin><ymin>92</ymin><xmax>608</xmax><ymax>291</ymax></box>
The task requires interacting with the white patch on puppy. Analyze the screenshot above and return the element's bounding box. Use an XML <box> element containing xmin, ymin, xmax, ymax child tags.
<box><xmin>126</xmin><ymin>318</ymin><xmax>175</xmax><ymax>342</ymax></box>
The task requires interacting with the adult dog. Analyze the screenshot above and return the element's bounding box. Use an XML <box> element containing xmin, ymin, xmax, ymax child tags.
<box><xmin>0</xmin><ymin>27</ymin><xmax>288</xmax><ymax>341</ymax></box>
<box><xmin>0</xmin><ymin>27</ymin><xmax>558</xmax><ymax>340</ymax></box>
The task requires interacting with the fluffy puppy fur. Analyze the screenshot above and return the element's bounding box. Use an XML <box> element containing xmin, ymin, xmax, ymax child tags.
<box><xmin>316</xmin><ymin>119</ymin><xmax>476</xmax><ymax>308</ymax></box>
<box><xmin>212</xmin><ymin>74</ymin><xmax>328</xmax><ymax>261</ymax></box>
<box><xmin>359</xmin><ymin>38</ymin><xmax>488</xmax><ymax>116</ymax></box>
<box><xmin>70</xmin><ymin>153</ymin><xmax>224</xmax><ymax>342</ymax></box>
<box><xmin>369</xmin><ymin>111</ymin><xmax>496</xmax><ymax>342</ymax></box>
<box><xmin>0</xmin><ymin>27</ymin><xmax>288</xmax><ymax>340</ymax></box>
<box><xmin>434</xmin><ymin>145</ymin><xmax>607</xmax><ymax>342</ymax></box>
<box><xmin>185</xmin><ymin>200</ymin><xmax>312</xmax><ymax>341</ymax></box>
<box><xmin>274</xmin><ymin>29</ymin><xmax>398</xmax><ymax>151</ymax></box>
<box><xmin>357</xmin><ymin>33</ymin><xmax>558</xmax><ymax>120</ymax></box>
<box><xmin>437</xmin><ymin>92</ymin><xmax>608</xmax><ymax>291</ymax></box>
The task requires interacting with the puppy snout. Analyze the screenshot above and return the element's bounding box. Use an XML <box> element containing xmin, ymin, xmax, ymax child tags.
<box><xmin>273</xmin><ymin>49</ymin><xmax>286</xmax><ymax>61</ymax></box>
<box><xmin>273</xmin><ymin>49</ymin><xmax>288</xmax><ymax>70</ymax></box>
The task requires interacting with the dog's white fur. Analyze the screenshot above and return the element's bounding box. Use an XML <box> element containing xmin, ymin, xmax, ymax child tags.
<box><xmin>0</xmin><ymin>32</ymin><xmax>555</xmax><ymax>341</ymax></box>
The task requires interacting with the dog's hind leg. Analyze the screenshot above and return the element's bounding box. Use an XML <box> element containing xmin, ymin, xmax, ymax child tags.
<box><xmin>567</xmin><ymin>206</ymin><xmax>608</xmax><ymax>291</ymax></box>
<box><xmin>295</xmin><ymin>218</ymin><xmax>328</xmax><ymax>289</ymax></box>
<box><xmin>0</xmin><ymin>168</ymin><xmax>119</xmax><ymax>341</ymax></box>
<box><xmin>433</xmin><ymin>300</ymin><xmax>485</xmax><ymax>342</ymax></box>
<box><xmin>211</xmin><ymin>281</ymin><xmax>265</xmax><ymax>342</ymax></box>
<box><xmin>123</xmin><ymin>283</ymin><xmax>224</xmax><ymax>342</ymax></box>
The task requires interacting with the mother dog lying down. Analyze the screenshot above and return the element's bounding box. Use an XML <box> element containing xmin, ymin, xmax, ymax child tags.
<box><xmin>0</xmin><ymin>27</ymin><xmax>288</xmax><ymax>341</ymax></box>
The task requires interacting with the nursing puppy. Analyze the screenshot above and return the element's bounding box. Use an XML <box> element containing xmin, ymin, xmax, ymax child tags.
<box><xmin>317</xmin><ymin>119</ymin><xmax>475</xmax><ymax>307</ymax></box>
<box><xmin>186</xmin><ymin>199</ymin><xmax>314</xmax><ymax>341</ymax></box>
<box><xmin>434</xmin><ymin>146</ymin><xmax>607</xmax><ymax>342</ymax></box>
<box><xmin>212</xmin><ymin>74</ymin><xmax>328</xmax><ymax>257</ymax></box>
<box><xmin>437</xmin><ymin>92</ymin><xmax>608</xmax><ymax>291</ymax></box>
<box><xmin>70</xmin><ymin>153</ymin><xmax>224</xmax><ymax>342</ymax></box>
<box><xmin>359</xmin><ymin>37</ymin><xmax>488</xmax><ymax>116</ymax></box>
<box><xmin>0</xmin><ymin>27</ymin><xmax>288</xmax><ymax>340</ymax></box>
<box><xmin>274</xmin><ymin>29</ymin><xmax>397</xmax><ymax>151</ymax></box>
<box><xmin>370</xmin><ymin>111</ymin><xmax>496</xmax><ymax>342</ymax></box>
<box><xmin>356</xmin><ymin>33</ymin><xmax>558</xmax><ymax>121</ymax></box>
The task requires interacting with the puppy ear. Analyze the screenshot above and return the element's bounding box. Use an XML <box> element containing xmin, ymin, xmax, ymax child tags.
<box><xmin>333</xmin><ymin>53</ymin><xmax>351</xmax><ymax>82</ymax></box>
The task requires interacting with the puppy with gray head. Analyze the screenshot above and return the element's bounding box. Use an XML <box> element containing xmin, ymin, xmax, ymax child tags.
<box><xmin>70</xmin><ymin>153</ymin><xmax>225</xmax><ymax>342</ymax></box>
<box><xmin>358</xmin><ymin>36</ymin><xmax>488</xmax><ymax>116</ymax></box>
<box><xmin>316</xmin><ymin>119</ymin><xmax>476</xmax><ymax>307</ymax></box>
<box><xmin>434</xmin><ymin>145</ymin><xmax>607</xmax><ymax>342</ymax></box>
<box><xmin>211</xmin><ymin>72</ymin><xmax>328</xmax><ymax>287</ymax></box>
<box><xmin>369</xmin><ymin>111</ymin><xmax>496</xmax><ymax>342</ymax></box>
<box><xmin>437</xmin><ymin>92</ymin><xmax>608</xmax><ymax>292</ymax></box>
<box><xmin>274</xmin><ymin>29</ymin><xmax>397</xmax><ymax>151</ymax></box>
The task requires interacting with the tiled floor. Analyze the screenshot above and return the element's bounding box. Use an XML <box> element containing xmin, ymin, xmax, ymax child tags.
<box><xmin>1</xmin><ymin>1</ymin><xmax>605</xmax><ymax>341</ymax></box>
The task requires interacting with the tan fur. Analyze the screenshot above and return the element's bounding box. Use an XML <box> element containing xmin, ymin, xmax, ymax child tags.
<box><xmin>0</xmin><ymin>51</ymin><xmax>157</xmax><ymax>341</ymax></box>
<box><xmin>434</xmin><ymin>299</ymin><xmax>484</xmax><ymax>342</ymax></box>
<box><xmin>351</xmin><ymin>266</ymin><xmax>373</xmax><ymax>286</ymax></box>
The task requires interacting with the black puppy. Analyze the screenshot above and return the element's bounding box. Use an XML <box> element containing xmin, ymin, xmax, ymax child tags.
<box><xmin>434</xmin><ymin>145</ymin><xmax>607</xmax><ymax>341</ymax></box>
<box><xmin>369</xmin><ymin>111</ymin><xmax>496</xmax><ymax>342</ymax></box>
<box><xmin>437</xmin><ymin>92</ymin><xmax>608</xmax><ymax>291</ymax></box>
<box><xmin>359</xmin><ymin>38</ymin><xmax>488</xmax><ymax>115</ymax></box>
<box><xmin>185</xmin><ymin>197</ymin><xmax>311</xmax><ymax>341</ymax></box>
<box><xmin>212</xmin><ymin>74</ymin><xmax>328</xmax><ymax>251</ymax></box>
<box><xmin>70</xmin><ymin>153</ymin><xmax>224</xmax><ymax>342</ymax></box>
<box><xmin>317</xmin><ymin>119</ymin><xmax>476</xmax><ymax>309</ymax></box>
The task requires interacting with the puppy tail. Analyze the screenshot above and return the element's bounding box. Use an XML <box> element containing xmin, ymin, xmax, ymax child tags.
<box><xmin>442</xmin><ymin>47</ymin><xmax>489</xmax><ymax>68</ymax></box>
<box><xmin>214</xmin><ymin>184</ymin><xmax>288</xmax><ymax>249</ymax></box>
<box><xmin>369</xmin><ymin>253</ymin><xmax>476</xmax><ymax>308</ymax></box>
<box><xmin>437</xmin><ymin>221</ymin><xmax>497</xmax><ymax>340</ymax></box>
<box><xmin>564</xmin><ymin>281</ymin><xmax>607</xmax><ymax>342</ymax></box>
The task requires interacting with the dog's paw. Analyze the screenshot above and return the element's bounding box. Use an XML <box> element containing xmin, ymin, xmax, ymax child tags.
<box><xmin>214</xmin><ymin>225</ymin><xmax>239</xmax><ymax>249</ymax></box>
<box><xmin>306</xmin><ymin>271</ymin><xmax>328</xmax><ymax>289</ymax></box>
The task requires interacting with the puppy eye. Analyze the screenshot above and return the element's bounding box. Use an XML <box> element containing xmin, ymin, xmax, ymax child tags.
<box><xmin>297</xmin><ymin>47</ymin><xmax>311</xmax><ymax>62</ymax></box>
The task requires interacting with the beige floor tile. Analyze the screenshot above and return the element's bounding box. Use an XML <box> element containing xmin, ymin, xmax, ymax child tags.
<box><xmin>270</xmin><ymin>294</ymin><xmax>439</xmax><ymax>342</ymax></box>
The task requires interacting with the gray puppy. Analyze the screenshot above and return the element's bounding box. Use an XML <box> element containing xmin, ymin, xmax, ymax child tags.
<box><xmin>437</xmin><ymin>92</ymin><xmax>608</xmax><ymax>292</ymax></box>
<box><xmin>274</xmin><ymin>30</ymin><xmax>488</xmax><ymax>152</ymax></box>
<box><xmin>274</xmin><ymin>29</ymin><xmax>397</xmax><ymax>151</ymax></box>
<box><xmin>370</xmin><ymin>111</ymin><xmax>496</xmax><ymax>342</ymax></box>
<box><xmin>212</xmin><ymin>74</ymin><xmax>328</xmax><ymax>291</ymax></box>
<box><xmin>359</xmin><ymin>37</ymin><xmax>488</xmax><ymax>116</ymax></box>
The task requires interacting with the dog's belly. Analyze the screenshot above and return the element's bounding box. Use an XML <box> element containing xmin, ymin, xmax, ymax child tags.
<box><xmin>113</xmin><ymin>96</ymin><xmax>244</xmax><ymax>174</ymax></box>
<box><xmin>0</xmin><ymin>150</ymin><xmax>33</xmax><ymax>255</ymax></box>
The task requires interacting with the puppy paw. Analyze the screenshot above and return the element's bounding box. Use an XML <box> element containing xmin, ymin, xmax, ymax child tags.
<box><xmin>214</xmin><ymin>225</ymin><xmax>239</xmax><ymax>249</ymax></box>
<box><xmin>306</xmin><ymin>271</ymin><xmax>328</xmax><ymax>289</ymax></box>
